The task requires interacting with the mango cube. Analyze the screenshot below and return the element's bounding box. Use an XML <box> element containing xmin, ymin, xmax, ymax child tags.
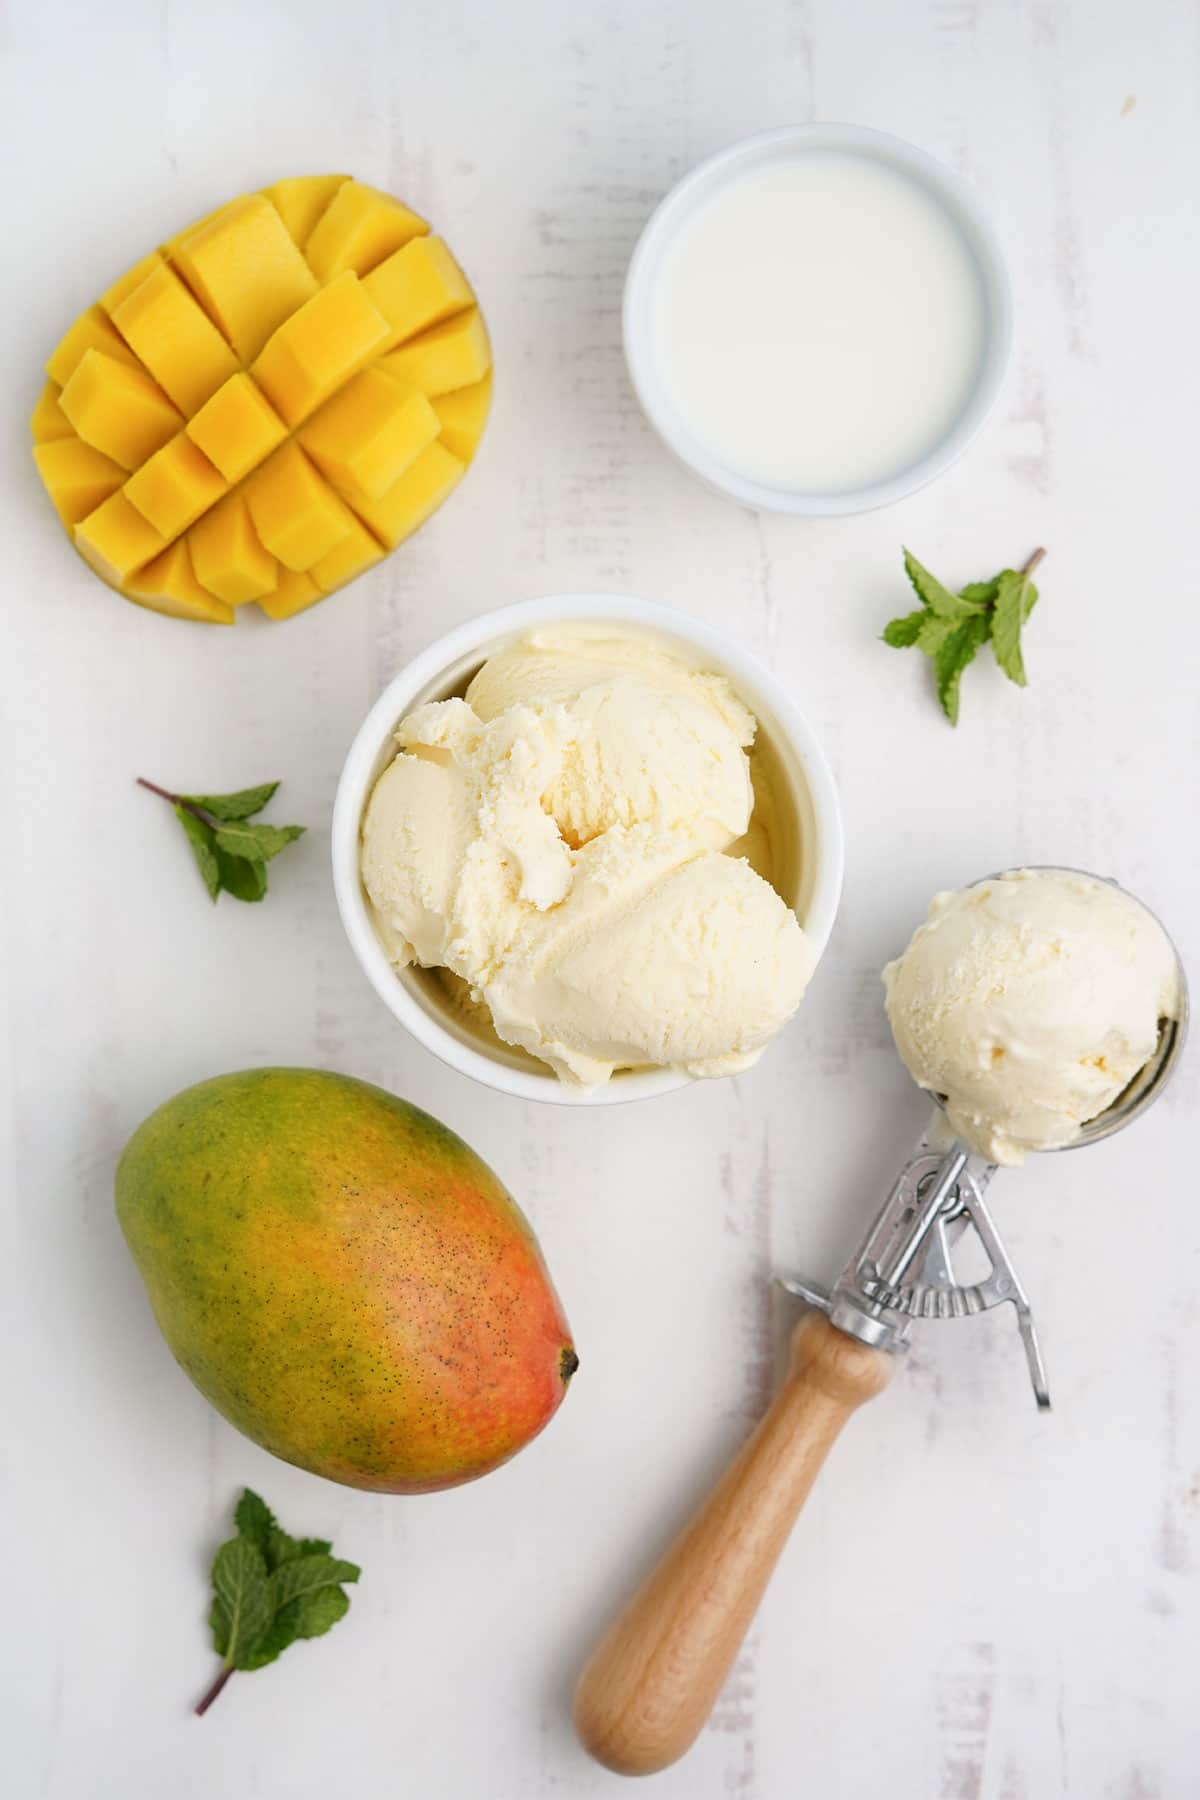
<box><xmin>310</xmin><ymin>515</ymin><xmax>385</xmax><ymax>592</ymax></box>
<box><xmin>256</xmin><ymin>568</ymin><xmax>323</xmax><ymax>621</ymax></box>
<box><xmin>123</xmin><ymin>433</ymin><xmax>226</xmax><ymax>539</ymax></box>
<box><xmin>348</xmin><ymin>441</ymin><xmax>464</xmax><ymax>550</ymax></box>
<box><xmin>112</xmin><ymin>263</ymin><xmax>240</xmax><ymax>414</ymax></box>
<box><xmin>32</xmin><ymin>174</ymin><xmax>486</xmax><ymax>625</ymax></box>
<box><xmin>185</xmin><ymin>374</ymin><xmax>287</xmax><ymax>484</ymax></box>
<box><xmin>265</xmin><ymin>174</ymin><xmax>348</xmax><ymax>247</ymax></box>
<box><xmin>299</xmin><ymin>368</ymin><xmax>439</xmax><ymax>500</ymax></box>
<box><xmin>124</xmin><ymin>538</ymin><xmax>235</xmax><ymax>625</ymax></box>
<box><xmin>30</xmin><ymin>381</ymin><xmax>73</xmax><ymax>444</ymax></box>
<box><xmin>33</xmin><ymin>436</ymin><xmax>126</xmax><ymax>526</ymax></box>
<box><xmin>99</xmin><ymin>250</ymin><xmax>166</xmax><ymax>317</ymax></box>
<box><xmin>75</xmin><ymin>492</ymin><xmax>167</xmax><ymax>585</ymax></box>
<box><xmin>246</xmin><ymin>442</ymin><xmax>356</xmax><ymax>570</ymax></box>
<box><xmin>363</xmin><ymin>236</ymin><xmax>474</xmax><ymax>350</ymax></box>
<box><xmin>381</xmin><ymin>308</ymin><xmax>491</xmax><ymax>397</ymax></box>
<box><xmin>46</xmin><ymin>305</ymin><xmax>142</xmax><ymax>388</ymax></box>
<box><xmin>171</xmin><ymin>195</ymin><xmax>318</xmax><ymax>361</ymax></box>
<box><xmin>305</xmin><ymin>179</ymin><xmax>428</xmax><ymax>282</ymax></box>
<box><xmin>60</xmin><ymin>350</ymin><xmax>183</xmax><ymax>470</ymax></box>
<box><xmin>431</xmin><ymin>374</ymin><xmax>492</xmax><ymax>463</ymax></box>
<box><xmin>252</xmin><ymin>272</ymin><xmax>391</xmax><ymax>426</ymax></box>
<box><xmin>189</xmin><ymin>491</ymin><xmax>278</xmax><ymax>604</ymax></box>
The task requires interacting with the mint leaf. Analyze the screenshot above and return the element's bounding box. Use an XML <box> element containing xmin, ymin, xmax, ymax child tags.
<box><xmin>175</xmin><ymin>806</ymin><xmax>220</xmax><ymax>902</ymax></box>
<box><xmin>935</xmin><ymin>614</ymin><xmax>991</xmax><ymax>725</ymax></box>
<box><xmin>210</xmin><ymin>1539</ymin><xmax>272</xmax><ymax>1667</ymax></box>
<box><xmin>267</xmin><ymin>1527</ymin><xmax>332</xmax><ymax>1569</ymax></box>
<box><xmin>234</xmin><ymin>1489</ymin><xmax>277</xmax><ymax>1555</ymax></box>
<box><xmin>196</xmin><ymin>1490</ymin><xmax>360</xmax><ymax>1714</ymax></box>
<box><xmin>882</xmin><ymin>610</ymin><xmax>927</xmax><ymax>648</ymax></box>
<box><xmin>269</xmin><ymin>1554</ymin><xmax>361</xmax><ymax>1614</ymax></box>
<box><xmin>212</xmin><ymin>820</ymin><xmax>305</xmax><ymax>863</ymax></box>
<box><xmin>213</xmin><ymin>849</ymin><xmax>268</xmax><ymax>903</ymax></box>
<box><xmin>902</xmin><ymin>548</ymin><xmax>984</xmax><ymax>620</ymax></box>
<box><xmin>884</xmin><ymin>548</ymin><xmax>1046</xmax><ymax>724</ymax></box>
<box><xmin>182</xmin><ymin>783</ymin><xmax>279</xmax><ymax>821</ymax></box>
<box><xmin>991</xmin><ymin>568</ymin><xmax>1036</xmax><ymax>686</ymax></box>
<box><xmin>138</xmin><ymin>778</ymin><xmax>305</xmax><ymax>906</ymax></box>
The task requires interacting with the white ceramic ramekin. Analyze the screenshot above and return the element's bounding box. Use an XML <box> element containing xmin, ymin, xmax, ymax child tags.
<box><xmin>332</xmin><ymin>595</ymin><xmax>843</xmax><ymax>1105</ymax></box>
<box><xmin>623</xmin><ymin>123</ymin><xmax>1013</xmax><ymax>517</ymax></box>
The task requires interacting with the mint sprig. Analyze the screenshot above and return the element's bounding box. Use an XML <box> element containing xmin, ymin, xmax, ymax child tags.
<box><xmin>883</xmin><ymin>547</ymin><xmax>1046</xmax><ymax>724</ymax></box>
<box><xmin>137</xmin><ymin>778</ymin><xmax>305</xmax><ymax>903</ymax></box>
<box><xmin>196</xmin><ymin>1489</ymin><xmax>360</xmax><ymax>1715</ymax></box>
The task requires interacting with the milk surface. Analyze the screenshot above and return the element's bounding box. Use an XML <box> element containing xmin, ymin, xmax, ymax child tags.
<box><xmin>651</xmin><ymin>153</ymin><xmax>987</xmax><ymax>492</ymax></box>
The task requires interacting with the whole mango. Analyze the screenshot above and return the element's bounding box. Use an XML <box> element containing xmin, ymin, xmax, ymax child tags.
<box><xmin>115</xmin><ymin>1068</ymin><xmax>577</xmax><ymax>1492</ymax></box>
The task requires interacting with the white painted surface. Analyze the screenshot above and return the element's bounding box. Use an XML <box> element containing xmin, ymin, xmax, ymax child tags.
<box><xmin>1</xmin><ymin>1</ymin><xmax>1197</xmax><ymax>1796</ymax></box>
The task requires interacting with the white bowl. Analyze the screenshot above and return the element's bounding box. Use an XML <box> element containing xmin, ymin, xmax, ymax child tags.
<box><xmin>332</xmin><ymin>595</ymin><xmax>844</xmax><ymax>1105</ymax></box>
<box><xmin>623</xmin><ymin>123</ymin><xmax>1013</xmax><ymax>517</ymax></box>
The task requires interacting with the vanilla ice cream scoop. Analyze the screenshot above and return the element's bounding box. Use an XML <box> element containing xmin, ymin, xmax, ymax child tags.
<box><xmin>883</xmin><ymin>868</ymin><xmax>1183</xmax><ymax>1165</ymax></box>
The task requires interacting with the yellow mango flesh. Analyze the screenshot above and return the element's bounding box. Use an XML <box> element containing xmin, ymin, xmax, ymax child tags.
<box><xmin>123</xmin><ymin>433</ymin><xmax>226</xmax><ymax>539</ymax></box>
<box><xmin>265</xmin><ymin>174</ymin><xmax>349</xmax><ymax>248</ymax></box>
<box><xmin>252</xmin><ymin>271</ymin><xmax>391</xmax><ymax>426</ymax></box>
<box><xmin>256</xmin><ymin>567</ymin><xmax>323</xmax><ymax>620</ymax></box>
<box><xmin>432</xmin><ymin>374</ymin><xmax>492</xmax><ymax>463</ymax></box>
<box><xmin>246</xmin><ymin>442</ymin><xmax>358</xmax><ymax>571</ymax></box>
<box><xmin>60</xmin><ymin>351</ymin><xmax>183</xmax><ymax>471</ymax></box>
<box><xmin>112</xmin><ymin>263</ymin><xmax>240</xmax><ymax>414</ymax></box>
<box><xmin>190</xmin><ymin>491</ymin><xmax>278</xmax><ymax>605</ymax></box>
<box><xmin>33</xmin><ymin>436</ymin><xmax>126</xmax><ymax>525</ymax></box>
<box><xmin>299</xmin><ymin>368</ymin><xmax>440</xmax><ymax>500</ymax></box>
<box><xmin>75</xmin><ymin>492</ymin><xmax>168</xmax><ymax>586</ymax></box>
<box><xmin>173</xmin><ymin>195</ymin><xmax>319</xmax><ymax>362</ymax></box>
<box><xmin>363</xmin><ymin>236</ymin><xmax>474</xmax><ymax>350</ymax></box>
<box><xmin>351</xmin><ymin>441</ymin><xmax>465</xmax><ymax>550</ymax></box>
<box><xmin>31</xmin><ymin>381</ymin><xmax>73</xmax><ymax>444</ymax></box>
<box><xmin>305</xmin><ymin>179</ymin><xmax>429</xmax><ymax>281</ymax></box>
<box><xmin>32</xmin><ymin>175</ymin><xmax>489</xmax><ymax>624</ymax></box>
<box><xmin>381</xmin><ymin>307</ymin><xmax>491</xmax><ymax>397</ymax></box>
<box><xmin>125</xmin><ymin>539</ymin><xmax>235</xmax><ymax>624</ymax></box>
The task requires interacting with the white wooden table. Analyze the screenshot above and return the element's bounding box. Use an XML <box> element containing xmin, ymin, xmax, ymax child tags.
<box><xmin>3</xmin><ymin>1</ymin><xmax>1198</xmax><ymax>1794</ymax></box>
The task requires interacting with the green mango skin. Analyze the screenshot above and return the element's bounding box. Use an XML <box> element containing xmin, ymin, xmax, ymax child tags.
<box><xmin>116</xmin><ymin>1069</ymin><xmax>577</xmax><ymax>1493</ymax></box>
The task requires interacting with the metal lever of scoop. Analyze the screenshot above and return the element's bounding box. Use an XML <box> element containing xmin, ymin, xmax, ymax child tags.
<box><xmin>779</xmin><ymin>1133</ymin><xmax>1051</xmax><ymax>1409</ymax></box>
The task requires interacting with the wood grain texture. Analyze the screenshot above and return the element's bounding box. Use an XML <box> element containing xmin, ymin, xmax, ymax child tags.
<box><xmin>1</xmin><ymin>1</ymin><xmax>1199</xmax><ymax>1796</ymax></box>
<box><xmin>574</xmin><ymin>1315</ymin><xmax>893</xmax><ymax>1773</ymax></box>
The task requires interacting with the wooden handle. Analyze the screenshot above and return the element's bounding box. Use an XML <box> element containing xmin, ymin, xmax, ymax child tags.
<box><xmin>573</xmin><ymin>1313</ymin><xmax>893</xmax><ymax>1776</ymax></box>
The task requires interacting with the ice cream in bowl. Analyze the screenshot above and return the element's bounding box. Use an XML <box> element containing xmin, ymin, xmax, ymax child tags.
<box><xmin>332</xmin><ymin>595</ymin><xmax>843</xmax><ymax>1103</ymax></box>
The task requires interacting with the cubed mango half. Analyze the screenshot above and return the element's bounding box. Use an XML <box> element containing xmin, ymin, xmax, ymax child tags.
<box><xmin>32</xmin><ymin>174</ymin><xmax>486</xmax><ymax>624</ymax></box>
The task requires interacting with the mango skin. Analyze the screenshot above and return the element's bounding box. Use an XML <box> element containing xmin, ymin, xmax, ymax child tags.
<box><xmin>115</xmin><ymin>1069</ymin><xmax>577</xmax><ymax>1493</ymax></box>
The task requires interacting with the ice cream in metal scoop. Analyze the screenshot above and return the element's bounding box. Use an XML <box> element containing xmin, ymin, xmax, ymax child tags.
<box><xmin>574</xmin><ymin>867</ymin><xmax>1187</xmax><ymax>1778</ymax></box>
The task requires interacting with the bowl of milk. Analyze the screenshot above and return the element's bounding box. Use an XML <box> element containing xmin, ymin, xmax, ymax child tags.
<box><xmin>624</xmin><ymin>124</ymin><xmax>1011</xmax><ymax>516</ymax></box>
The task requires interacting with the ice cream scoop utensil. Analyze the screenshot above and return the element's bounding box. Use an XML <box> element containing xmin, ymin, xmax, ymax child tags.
<box><xmin>574</xmin><ymin>906</ymin><xmax>1186</xmax><ymax>1776</ymax></box>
